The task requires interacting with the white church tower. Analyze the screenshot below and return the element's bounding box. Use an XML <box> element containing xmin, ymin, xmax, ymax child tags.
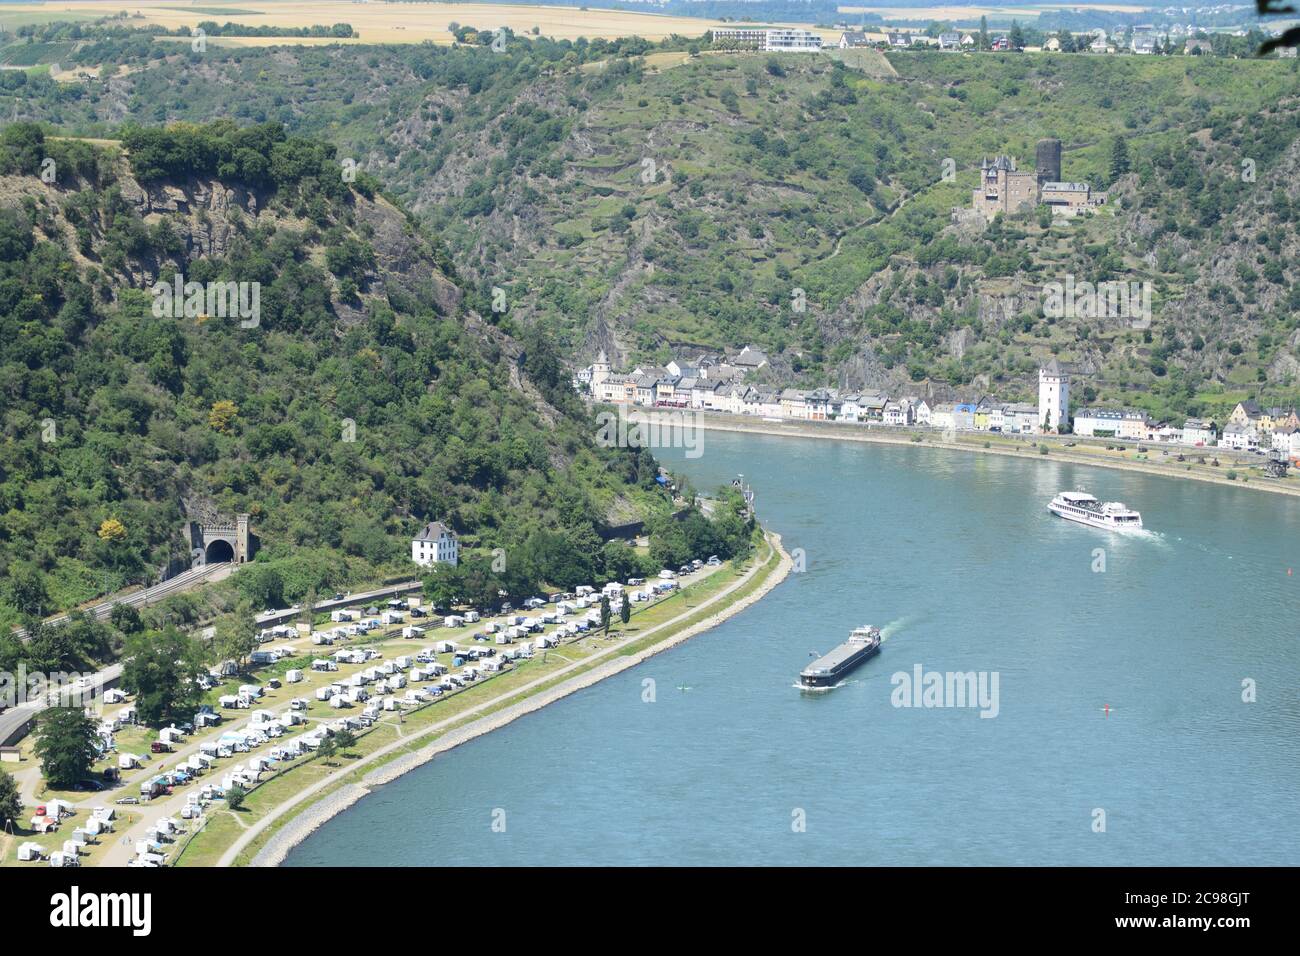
<box><xmin>590</xmin><ymin>349</ymin><xmax>610</xmax><ymax>390</ymax></box>
<box><xmin>1038</xmin><ymin>360</ymin><xmax>1070</xmax><ymax>433</ymax></box>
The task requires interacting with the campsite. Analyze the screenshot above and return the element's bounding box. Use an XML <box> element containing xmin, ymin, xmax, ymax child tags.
<box><xmin>0</xmin><ymin>551</ymin><xmax>746</xmax><ymax>867</ymax></box>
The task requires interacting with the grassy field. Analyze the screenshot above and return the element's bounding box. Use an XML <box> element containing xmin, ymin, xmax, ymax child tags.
<box><xmin>0</xmin><ymin>1</ymin><xmax>746</xmax><ymax>44</ymax></box>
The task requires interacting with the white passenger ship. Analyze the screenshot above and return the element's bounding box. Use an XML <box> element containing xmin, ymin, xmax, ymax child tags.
<box><xmin>1048</xmin><ymin>491</ymin><xmax>1143</xmax><ymax>530</ymax></box>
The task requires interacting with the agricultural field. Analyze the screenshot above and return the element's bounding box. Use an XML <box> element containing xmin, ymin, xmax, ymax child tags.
<box><xmin>0</xmin><ymin>1</ymin><xmax>741</xmax><ymax>44</ymax></box>
<box><xmin>0</xmin><ymin>40</ymin><xmax>77</xmax><ymax>65</ymax></box>
<box><xmin>837</xmin><ymin>3</ymin><xmax>1151</xmax><ymax>20</ymax></box>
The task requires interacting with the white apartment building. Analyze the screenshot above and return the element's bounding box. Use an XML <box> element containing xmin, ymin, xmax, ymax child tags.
<box><xmin>766</xmin><ymin>29</ymin><xmax>823</xmax><ymax>52</ymax></box>
<box><xmin>412</xmin><ymin>521</ymin><xmax>459</xmax><ymax>567</ymax></box>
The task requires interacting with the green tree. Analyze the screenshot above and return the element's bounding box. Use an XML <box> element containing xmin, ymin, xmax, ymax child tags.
<box><xmin>122</xmin><ymin>627</ymin><xmax>206</xmax><ymax>728</ymax></box>
<box><xmin>600</xmin><ymin>540</ymin><xmax>643</xmax><ymax>584</ymax></box>
<box><xmin>1109</xmin><ymin>137</ymin><xmax>1130</xmax><ymax>184</ymax></box>
<box><xmin>227</xmin><ymin>784</ymin><xmax>247</xmax><ymax>810</ymax></box>
<box><xmin>110</xmin><ymin>603</ymin><xmax>144</xmax><ymax>635</ymax></box>
<box><xmin>619</xmin><ymin>593</ymin><xmax>630</xmax><ymax>627</ymax></box>
<box><xmin>422</xmin><ymin>561</ymin><xmax>466</xmax><ymax>610</ymax></box>
<box><xmin>599</xmin><ymin>594</ymin><xmax>611</xmax><ymax>635</ymax></box>
<box><xmin>33</xmin><ymin>706</ymin><xmax>99</xmax><ymax>789</ymax></box>
<box><xmin>211</xmin><ymin>601</ymin><xmax>257</xmax><ymax>670</ymax></box>
<box><xmin>235</xmin><ymin>564</ymin><xmax>284</xmax><ymax>609</ymax></box>
<box><xmin>0</xmin><ymin>768</ymin><xmax>21</xmax><ymax>832</ymax></box>
<box><xmin>6</xmin><ymin>563</ymin><xmax>49</xmax><ymax>617</ymax></box>
<box><xmin>335</xmin><ymin>728</ymin><xmax>357</xmax><ymax>754</ymax></box>
<box><xmin>318</xmin><ymin>736</ymin><xmax>337</xmax><ymax>765</ymax></box>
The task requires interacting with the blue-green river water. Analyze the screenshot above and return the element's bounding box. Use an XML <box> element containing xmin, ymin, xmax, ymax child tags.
<box><xmin>286</xmin><ymin>433</ymin><xmax>1300</xmax><ymax>865</ymax></box>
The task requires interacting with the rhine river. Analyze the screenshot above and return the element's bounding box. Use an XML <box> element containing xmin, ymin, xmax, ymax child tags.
<box><xmin>286</xmin><ymin>433</ymin><xmax>1300</xmax><ymax>866</ymax></box>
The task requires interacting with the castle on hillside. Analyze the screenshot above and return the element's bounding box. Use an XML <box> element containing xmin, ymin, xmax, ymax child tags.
<box><xmin>972</xmin><ymin>139</ymin><xmax>1105</xmax><ymax>221</ymax></box>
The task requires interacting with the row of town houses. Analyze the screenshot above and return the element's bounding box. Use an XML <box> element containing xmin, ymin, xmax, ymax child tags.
<box><xmin>579</xmin><ymin>348</ymin><xmax>1300</xmax><ymax>459</ymax></box>
<box><xmin>1076</xmin><ymin>401</ymin><xmax>1300</xmax><ymax>457</ymax></box>
<box><xmin>581</xmin><ymin>347</ymin><xmax>1047</xmax><ymax>432</ymax></box>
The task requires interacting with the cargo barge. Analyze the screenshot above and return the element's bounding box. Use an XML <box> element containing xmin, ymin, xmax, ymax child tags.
<box><xmin>799</xmin><ymin>625</ymin><xmax>881</xmax><ymax>689</ymax></box>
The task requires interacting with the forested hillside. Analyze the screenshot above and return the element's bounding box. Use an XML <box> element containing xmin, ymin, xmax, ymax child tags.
<box><xmin>5</xmin><ymin>31</ymin><xmax>1300</xmax><ymax>633</ymax></box>
<box><xmin>0</xmin><ymin>120</ymin><xmax>670</xmax><ymax>637</ymax></box>
<box><xmin>8</xmin><ymin>33</ymin><xmax>1299</xmax><ymax>426</ymax></box>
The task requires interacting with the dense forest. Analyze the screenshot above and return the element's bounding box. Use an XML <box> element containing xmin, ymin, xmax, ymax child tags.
<box><xmin>0</xmin><ymin>119</ymin><xmax>720</xmax><ymax>679</ymax></box>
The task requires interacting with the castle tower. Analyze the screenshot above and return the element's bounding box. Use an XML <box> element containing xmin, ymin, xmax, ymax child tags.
<box><xmin>1036</xmin><ymin>138</ymin><xmax>1062</xmax><ymax>186</ymax></box>
<box><xmin>1038</xmin><ymin>360</ymin><xmax>1070</xmax><ymax>433</ymax></box>
<box><xmin>591</xmin><ymin>349</ymin><xmax>611</xmax><ymax>389</ymax></box>
<box><xmin>235</xmin><ymin>513</ymin><xmax>251</xmax><ymax>563</ymax></box>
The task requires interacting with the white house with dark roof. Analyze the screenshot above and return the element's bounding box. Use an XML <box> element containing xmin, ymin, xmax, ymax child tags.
<box><xmin>731</xmin><ymin>346</ymin><xmax>769</xmax><ymax>371</ymax></box>
<box><xmin>1219</xmin><ymin>422</ymin><xmax>1258</xmax><ymax>451</ymax></box>
<box><xmin>412</xmin><ymin>521</ymin><xmax>459</xmax><ymax>567</ymax></box>
<box><xmin>1272</xmin><ymin>427</ymin><xmax>1300</xmax><ymax>459</ymax></box>
<box><xmin>806</xmin><ymin>389</ymin><xmax>833</xmax><ymax>420</ymax></box>
<box><xmin>1003</xmin><ymin>403</ymin><xmax>1038</xmax><ymax>434</ymax></box>
<box><xmin>1181</xmin><ymin>419</ymin><xmax>1217</xmax><ymax>447</ymax></box>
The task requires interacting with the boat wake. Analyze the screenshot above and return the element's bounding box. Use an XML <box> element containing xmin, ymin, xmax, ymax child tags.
<box><xmin>1113</xmin><ymin>525</ymin><xmax>1160</xmax><ymax>541</ymax></box>
<box><xmin>879</xmin><ymin>614</ymin><xmax>920</xmax><ymax>643</ymax></box>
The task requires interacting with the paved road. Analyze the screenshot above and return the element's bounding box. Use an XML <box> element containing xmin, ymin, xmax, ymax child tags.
<box><xmin>0</xmin><ymin>664</ymin><xmax>125</xmax><ymax>747</ymax></box>
<box><xmin>254</xmin><ymin>581</ymin><xmax>423</xmax><ymax>627</ymax></box>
